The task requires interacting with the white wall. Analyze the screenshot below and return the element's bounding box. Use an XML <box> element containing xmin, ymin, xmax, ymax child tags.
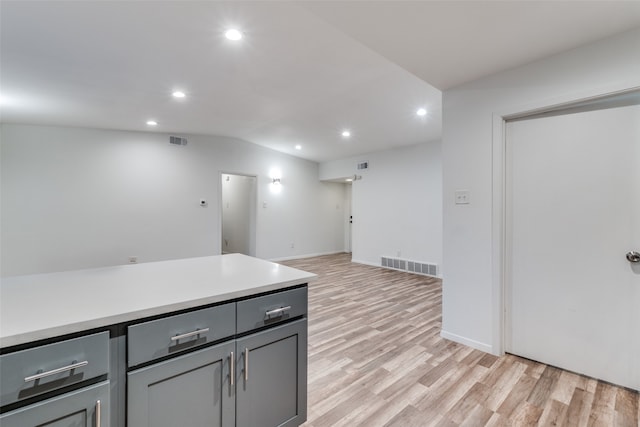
<box><xmin>320</xmin><ymin>142</ymin><xmax>442</xmax><ymax>272</ymax></box>
<box><xmin>1</xmin><ymin>124</ymin><xmax>345</xmax><ymax>276</ymax></box>
<box><xmin>441</xmin><ymin>28</ymin><xmax>640</xmax><ymax>353</ymax></box>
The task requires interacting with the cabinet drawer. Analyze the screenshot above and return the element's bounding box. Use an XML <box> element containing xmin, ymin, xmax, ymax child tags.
<box><xmin>0</xmin><ymin>331</ymin><xmax>109</xmax><ymax>407</ymax></box>
<box><xmin>128</xmin><ymin>303</ymin><xmax>235</xmax><ymax>367</ymax></box>
<box><xmin>237</xmin><ymin>287</ymin><xmax>307</xmax><ymax>334</ymax></box>
<box><xmin>0</xmin><ymin>380</ymin><xmax>109</xmax><ymax>427</ymax></box>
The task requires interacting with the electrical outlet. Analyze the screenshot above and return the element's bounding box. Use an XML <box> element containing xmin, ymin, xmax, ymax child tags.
<box><xmin>455</xmin><ymin>190</ymin><xmax>470</xmax><ymax>205</ymax></box>
<box><xmin>129</xmin><ymin>256</ymin><xmax>138</xmax><ymax>264</ymax></box>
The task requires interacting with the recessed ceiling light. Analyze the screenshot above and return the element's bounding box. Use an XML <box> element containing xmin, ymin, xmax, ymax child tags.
<box><xmin>295</xmin><ymin>145</ymin><xmax>302</xmax><ymax>150</ymax></box>
<box><xmin>341</xmin><ymin>130</ymin><xmax>351</xmax><ymax>138</ymax></box>
<box><xmin>225</xmin><ymin>29</ymin><xmax>243</xmax><ymax>41</ymax></box>
<box><xmin>146</xmin><ymin>120</ymin><xmax>158</xmax><ymax>126</ymax></box>
<box><xmin>172</xmin><ymin>91</ymin><xmax>186</xmax><ymax>98</ymax></box>
<box><xmin>416</xmin><ymin>108</ymin><xmax>427</xmax><ymax>116</ymax></box>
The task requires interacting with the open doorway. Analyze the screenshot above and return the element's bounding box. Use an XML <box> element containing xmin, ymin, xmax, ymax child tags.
<box><xmin>220</xmin><ymin>173</ymin><xmax>257</xmax><ymax>256</ymax></box>
<box><xmin>344</xmin><ymin>182</ymin><xmax>352</xmax><ymax>253</ymax></box>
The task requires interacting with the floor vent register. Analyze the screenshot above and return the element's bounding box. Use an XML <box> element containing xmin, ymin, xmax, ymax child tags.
<box><xmin>381</xmin><ymin>257</ymin><xmax>438</xmax><ymax>277</ymax></box>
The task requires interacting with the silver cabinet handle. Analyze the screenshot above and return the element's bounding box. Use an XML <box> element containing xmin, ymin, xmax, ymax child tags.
<box><xmin>229</xmin><ymin>351</ymin><xmax>235</xmax><ymax>387</ymax></box>
<box><xmin>626</xmin><ymin>251</ymin><xmax>640</xmax><ymax>263</ymax></box>
<box><xmin>244</xmin><ymin>348</ymin><xmax>249</xmax><ymax>382</ymax></box>
<box><xmin>95</xmin><ymin>399</ymin><xmax>101</xmax><ymax>427</ymax></box>
<box><xmin>170</xmin><ymin>327</ymin><xmax>210</xmax><ymax>342</ymax></box>
<box><xmin>24</xmin><ymin>360</ymin><xmax>88</xmax><ymax>382</ymax></box>
<box><xmin>265</xmin><ymin>306</ymin><xmax>291</xmax><ymax>318</ymax></box>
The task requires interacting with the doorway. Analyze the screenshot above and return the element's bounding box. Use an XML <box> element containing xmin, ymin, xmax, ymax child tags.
<box><xmin>505</xmin><ymin>96</ymin><xmax>640</xmax><ymax>390</ymax></box>
<box><xmin>344</xmin><ymin>182</ymin><xmax>352</xmax><ymax>253</ymax></box>
<box><xmin>220</xmin><ymin>173</ymin><xmax>257</xmax><ymax>257</ymax></box>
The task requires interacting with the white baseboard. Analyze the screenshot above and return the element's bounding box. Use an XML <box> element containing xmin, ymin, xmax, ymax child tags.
<box><xmin>440</xmin><ymin>330</ymin><xmax>494</xmax><ymax>354</ymax></box>
<box><xmin>350</xmin><ymin>258</ymin><xmax>379</xmax><ymax>267</ymax></box>
<box><xmin>269</xmin><ymin>251</ymin><xmax>347</xmax><ymax>262</ymax></box>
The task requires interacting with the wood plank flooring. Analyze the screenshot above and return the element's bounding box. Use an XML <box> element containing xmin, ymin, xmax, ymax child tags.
<box><xmin>280</xmin><ymin>253</ymin><xmax>639</xmax><ymax>427</ymax></box>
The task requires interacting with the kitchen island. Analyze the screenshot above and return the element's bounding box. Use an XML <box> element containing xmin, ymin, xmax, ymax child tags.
<box><xmin>0</xmin><ymin>254</ymin><xmax>315</xmax><ymax>426</ymax></box>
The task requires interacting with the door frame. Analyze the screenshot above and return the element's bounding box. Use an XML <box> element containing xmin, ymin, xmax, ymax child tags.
<box><xmin>345</xmin><ymin>183</ymin><xmax>352</xmax><ymax>253</ymax></box>
<box><xmin>219</xmin><ymin>171</ymin><xmax>258</xmax><ymax>257</ymax></box>
<box><xmin>490</xmin><ymin>85</ymin><xmax>640</xmax><ymax>356</ymax></box>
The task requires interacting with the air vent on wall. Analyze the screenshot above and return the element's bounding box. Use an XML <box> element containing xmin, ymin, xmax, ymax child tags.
<box><xmin>169</xmin><ymin>136</ymin><xmax>188</xmax><ymax>146</ymax></box>
<box><xmin>381</xmin><ymin>256</ymin><xmax>438</xmax><ymax>277</ymax></box>
<box><xmin>357</xmin><ymin>161</ymin><xmax>368</xmax><ymax>170</ymax></box>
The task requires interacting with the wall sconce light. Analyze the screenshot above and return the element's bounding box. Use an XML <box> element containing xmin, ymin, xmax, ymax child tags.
<box><xmin>269</xmin><ymin>168</ymin><xmax>282</xmax><ymax>194</ymax></box>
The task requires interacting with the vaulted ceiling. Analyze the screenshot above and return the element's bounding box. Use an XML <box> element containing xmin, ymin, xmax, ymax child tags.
<box><xmin>2</xmin><ymin>1</ymin><xmax>639</xmax><ymax>162</ymax></box>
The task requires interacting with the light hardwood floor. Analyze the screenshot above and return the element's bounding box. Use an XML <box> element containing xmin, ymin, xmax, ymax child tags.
<box><xmin>280</xmin><ymin>253</ymin><xmax>639</xmax><ymax>427</ymax></box>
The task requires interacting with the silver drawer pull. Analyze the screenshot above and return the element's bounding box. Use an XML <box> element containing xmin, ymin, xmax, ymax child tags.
<box><xmin>265</xmin><ymin>306</ymin><xmax>291</xmax><ymax>318</ymax></box>
<box><xmin>229</xmin><ymin>351</ymin><xmax>235</xmax><ymax>387</ymax></box>
<box><xmin>96</xmin><ymin>399</ymin><xmax>101</xmax><ymax>427</ymax></box>
<box><xmin>170</xmin><ymin>327</ymin><xmax>210</xmax><ymax>342</ymax></box>
<box><xmin>244</xmin><ymin>348</ymin><xmax>249</xmax><ymax>382</ymax></box>
<box><xmin>24</xmin><ymin>360</ymin><xmax>89</xmax><ymax>383</ymax></box>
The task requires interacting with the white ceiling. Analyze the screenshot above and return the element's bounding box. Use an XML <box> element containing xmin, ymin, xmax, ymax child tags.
<box><xmin>2</xmin><ymin>1</ymin><xmax>639</xmax><ymax>163</ymax></box>
<box><xmin>302</xmin><ymin>1</ymin><xmax>640</xmax><ymax>90</ymax></box>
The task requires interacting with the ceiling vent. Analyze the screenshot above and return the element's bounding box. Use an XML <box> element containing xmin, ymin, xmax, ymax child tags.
<box><xmin>357</xmin><ymin>161</ymin><xmax>368</xmax><ymax>170</ymax></box>
<box><xmin>169</xmin><ymin>136</ymin><xmax>188</xmax><ymax>146</ymax></box>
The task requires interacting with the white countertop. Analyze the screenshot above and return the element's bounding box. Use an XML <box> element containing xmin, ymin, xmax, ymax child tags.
<box><xmin>0</xmin><ymin>254</ymin><xmax>316</xmax><ymax>348</ymax></box>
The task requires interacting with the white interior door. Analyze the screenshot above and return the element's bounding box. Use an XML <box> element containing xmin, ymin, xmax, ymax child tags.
<box><xmin>506</xmin><ymin>102</ymin><xmax>640</xmax><ymax>391</ymax></box>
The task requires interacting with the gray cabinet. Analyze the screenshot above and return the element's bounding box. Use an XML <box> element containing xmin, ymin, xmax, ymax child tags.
<box><xmin>0</xmin><ymin>380</ymin><xmax>109</xmax><ymax>427</ymax></box>
<box><xmin>127</xmin><ymin>288</ymin><xmax>308</xmax><ymax>427</ymax></box>
<box><xmin>0</xmin><ymin>331</ymin><xmax>110</xmax><ymax>427</ymax></box>
<box><xmin>128</xmin><ymin>303</ymin><xmax>235</xmax><ymax>367</ymax></box>
<box><xmin>1</xmin><ymin>285</ymin><xmax>308</xmax><ymax>427</ymax></box>
<box><xmin>236</xmin><ymin>287</ymin><xmax>307</xmax><ymax>334</ymax></box>
<box><xmin>236</xmin><ymin>319</ymin><xmax>307</xmax><ymax>427</ymax></box>
<box><xmin>0</xmin><ymin>332</ymin><xmax>109</xmax><ymax>407</ymax></box>
<box><xmin>127</xmin><ymin>340</ymin><xmax>235</xmax><ymax>427</ymax></box>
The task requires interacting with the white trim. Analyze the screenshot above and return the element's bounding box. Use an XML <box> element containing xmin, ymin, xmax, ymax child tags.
<box><xmin>350</xmin><ymin>258</ymin><xmax>379</xmax><ymax>267</ymax></box>
<box><xmin>269</xmin><ymin>251</ymin><xmax>346</xmax><ymax>262</ymax></box>
<box><xmin>440</xmin><ymin>330</ymin><xmax>493</xmax><ymax>354</ymax></box>
<box><xmin>491</xmin><ymin>113</ymin><xmax>507</xmax><ymax>357</ymax></box>
<box><xmin>495</xmin><ymin>81</ymin><xmax>640</xmax><ymax>121</ymax></box>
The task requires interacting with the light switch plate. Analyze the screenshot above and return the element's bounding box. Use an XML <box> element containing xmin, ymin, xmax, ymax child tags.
<box><xmin>455</xmin><ymin>190</ymin><xmax>470</xmax><ymax>205</ymax></box>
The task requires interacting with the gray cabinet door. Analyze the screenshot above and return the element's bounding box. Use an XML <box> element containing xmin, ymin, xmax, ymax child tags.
<box><xmin>235</xmin><ymin>319</ymin><xmax>307</xmax><ymax>427</ymax></box>
<box><xmin>0</xmin><ymin>381</ymin><xmax>109</xmax><ymax>427</ymax></box>
<box><xmin>127</xmin><ymin>341</ymin><xmax>235</xmax><ymax>427</ymax></box>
